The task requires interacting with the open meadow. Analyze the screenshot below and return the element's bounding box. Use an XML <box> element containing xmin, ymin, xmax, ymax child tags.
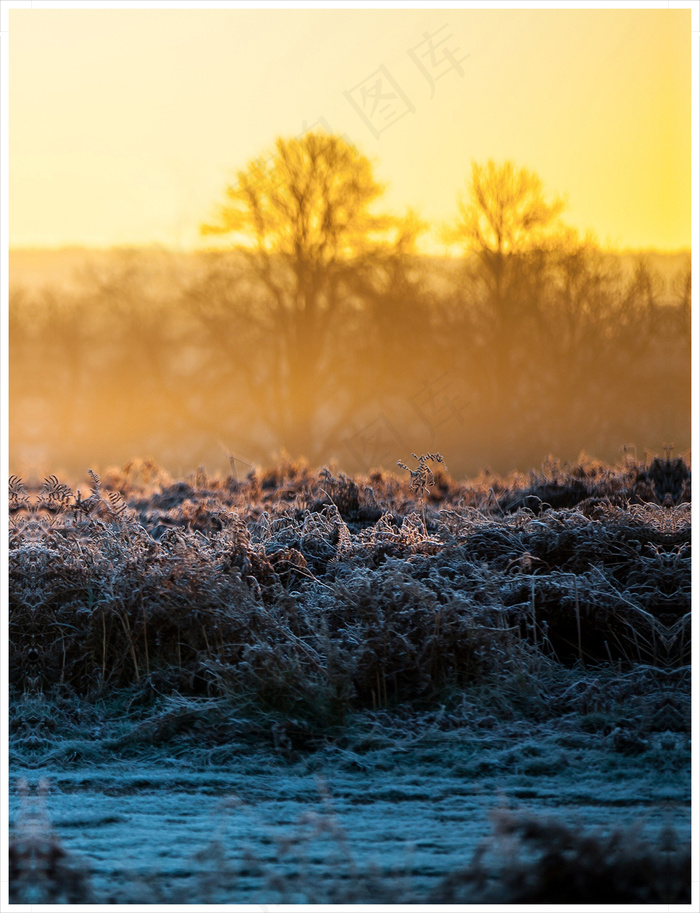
<box><xmin>9</xmin><ymin>453</ymin><xmax>691</xmax><ymax>903</ymax></box>
<box><xmin>7</xmin><ymin>7</ymin><xmax>693</xmax><ymax>905</ymax></box>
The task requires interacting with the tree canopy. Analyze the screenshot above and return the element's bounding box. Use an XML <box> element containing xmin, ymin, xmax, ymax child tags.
<box><xmin>200</xmin><ymin>131</ymin><xmax>422</xmax><ymax>460</ymax></box>
<box><xmin>202</xmin><ymin>131</ymin><xmax>420</xmax><ymax>281</ymax></box>
<box><xmin>445</xmin><ymin>159</ymin><xmax>566</xmax><ymax>262</ymax></box>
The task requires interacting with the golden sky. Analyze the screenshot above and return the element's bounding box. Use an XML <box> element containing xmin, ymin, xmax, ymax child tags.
<box><xmin>9</xmin><ymin>7</ymin><xmax>691</xmax><ymax>252</ymax></box>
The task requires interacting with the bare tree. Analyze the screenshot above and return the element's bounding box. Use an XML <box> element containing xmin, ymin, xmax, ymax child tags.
<box><xmin>445</xmin><ymin>160</ymin><xmax>565</xmax><ymax>308</ymax></box>
<box><xmin>201</xmin><ymin>130</ymin><xmax>421</xmax><ymax>460</ymax></box>
<box><xmin>443</xmin><ymin>160</ymin><xmax>566</xmax><ymax>415</ymax></box>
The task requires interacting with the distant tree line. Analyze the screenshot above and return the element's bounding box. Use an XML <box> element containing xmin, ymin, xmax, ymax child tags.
<box><xmin>9</xmin><ymin>132</ymin><xmax>691</xmax><ymax>478</ymax></box>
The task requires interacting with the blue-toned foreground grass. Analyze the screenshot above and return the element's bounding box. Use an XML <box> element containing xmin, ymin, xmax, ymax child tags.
<box><xmin>8</xmin><ymin>453</ymin><xmax>692</xmax><ymax>903</ymax></box>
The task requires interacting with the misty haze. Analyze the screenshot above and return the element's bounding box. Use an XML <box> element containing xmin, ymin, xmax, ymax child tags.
<box><xmin>9</xmin><ymin>145</ymin><xmax>691</xmax><ymax>480</ymax></box>
<box><xmin>7</xmin><ymin>7</ymin><xmax>692</xmax><ymax>907</ymax></box>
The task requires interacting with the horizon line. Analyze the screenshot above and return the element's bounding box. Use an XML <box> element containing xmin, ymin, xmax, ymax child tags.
<box><xmin>8</xmin><ymin>242</ymin><xmax>693</xmax><ymax>257</ymax></box>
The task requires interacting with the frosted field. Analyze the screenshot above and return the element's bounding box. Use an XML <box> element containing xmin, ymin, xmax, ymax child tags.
<box><xmin>10</xmin><ymin>716</ymin><xmax>690</xmax><ymax>904</ymax></box>
<box><xmin>9</xmin><ymin>456</ymin><xmax>692</xmax><ymax>903</ymax></box>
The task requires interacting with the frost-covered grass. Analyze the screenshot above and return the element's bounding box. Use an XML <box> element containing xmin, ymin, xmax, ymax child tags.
<box><xmin>10</xmin><ymin>453</ymin><xmax>691</xmax><ymax>704</ymax></box>
<box><xmin>8</xmin><ymin>761</ymin><xmax>691</xmax><ymax>904</ymax></box>
<box><xmin>8</xmin><ymin>452</ymin><xmax>692</xmax><ymax>903</ymax></box>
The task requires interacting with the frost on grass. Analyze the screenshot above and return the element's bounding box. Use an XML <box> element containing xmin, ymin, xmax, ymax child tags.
<box><xmin>8</xmin><ymin>452</ymin><xmax>692</xmax><ymax>902</ymax></box>
<box><xmin>433</xmin><ymin>808</ymin><xmax>690</xmax><ymax>904</ymax></box>
<box><xmin>10</xmin><ymin>453</ymin><xmax>690</xmax><ymax>707</ymax></box>
<box><xmin>9</xmin><ymin>779</ymin><xmax>92</xmax><ymax>904</ymax></box>
<box><xmin>8</xmin><ymin>774</ymin><xmax>690</xmax><ymax>904</ymax></box>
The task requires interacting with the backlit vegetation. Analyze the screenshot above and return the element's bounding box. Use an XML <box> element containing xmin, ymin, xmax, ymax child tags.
<box><xmin>9</xmin><ymin>453</ymin><xmax>691</xmax><ymax>903</ymax></box>
<box><xmin>9</xmin><ymin>137</ymin><xmax>691</xmax><ymax>478</ymax></box>
<box><xmin>8</xmin><ymin>133</ymin><xmax>691</xmax><ymax>905</ymax></box>
<box><xmin>10</xmin><ymin>453</ymin><xmax>690</xmax><ymax>714</ymax></box>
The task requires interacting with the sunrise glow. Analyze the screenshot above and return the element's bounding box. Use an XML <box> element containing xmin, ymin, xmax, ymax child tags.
<box><xmin>9</xmin><ymin>7</ymin><xmax>691</xmax><ymax>252</ymax></box>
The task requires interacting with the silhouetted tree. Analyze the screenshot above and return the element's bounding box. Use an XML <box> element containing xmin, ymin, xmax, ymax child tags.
<box><xmin>201</xmin><ymin>130</ymin><xmax>421</xmax><ymax>459</ymax></box>
<box><xmin>446</xmin><ymin>160</ymin><xmax>565</xmax><ymax>304</ymax></box>
<box><xmin>444</xmin><ymin>160</ymin><xmax>566</xmax><ymax>417</ymax></box>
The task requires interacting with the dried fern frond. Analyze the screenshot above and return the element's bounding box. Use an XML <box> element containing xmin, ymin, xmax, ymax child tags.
<box><xmin>9</xmin><ymin>476</ymin><xmax>28</xmax><ymax>511</ymax></box>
